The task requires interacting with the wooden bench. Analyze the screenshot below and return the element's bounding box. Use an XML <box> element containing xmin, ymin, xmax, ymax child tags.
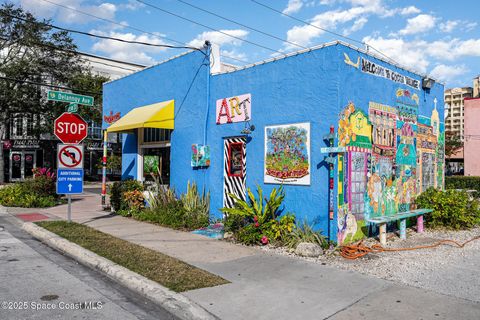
<box><xmin>366</xmin><ymin>209</ymin><xmax>433</xmax><ymax>245</ymax></box>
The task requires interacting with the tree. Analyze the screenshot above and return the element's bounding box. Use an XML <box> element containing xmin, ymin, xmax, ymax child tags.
<box><xmin>0</xmin><ymin>3</ymin><xmax>82</xmax><ymax>183</ymax></box>
<box><xmin>444</xmin><ymin>131</ymin><xmax>463</xmax><ymax>158</ymax></box>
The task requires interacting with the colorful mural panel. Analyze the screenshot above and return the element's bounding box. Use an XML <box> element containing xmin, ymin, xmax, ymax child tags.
<box><xmin>264</xmin><ymin>122</ymin><xmax>310</xmax><ymax>185</ymax></box>
<box><xmin>337</xmin><ymin>90</ymin><xmax>444</xmax><ymax>244</ymax></box>
<box><xmin>191</xmin><ymin>144</ymin><xmax>211</xmax><ymax>167</ymax></box>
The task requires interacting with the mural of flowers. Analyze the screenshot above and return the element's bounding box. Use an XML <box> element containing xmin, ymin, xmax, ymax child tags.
<box><xmin>338</xmin><ymin>102</ymin><xmax>357</xmax><ymax>146</ymax></box>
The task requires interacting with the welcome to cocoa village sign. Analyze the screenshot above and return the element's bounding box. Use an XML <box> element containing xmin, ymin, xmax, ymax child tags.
<box><xmin>361</xmin><ymin>57</ymin><xmax>420</xmax><ymax>90</ymax></box>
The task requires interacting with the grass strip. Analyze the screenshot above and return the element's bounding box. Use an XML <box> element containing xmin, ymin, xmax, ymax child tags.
<box><xmin>36</xmin><ymin>221</ymin><xmax>229</xmax><ymax>292</ymax></box>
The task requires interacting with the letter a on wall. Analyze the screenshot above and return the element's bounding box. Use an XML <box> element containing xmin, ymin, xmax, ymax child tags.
<box><xmin>216</xmin><ymin>93</ymin><xmax>251</xmax><ymax>125</ymax></box>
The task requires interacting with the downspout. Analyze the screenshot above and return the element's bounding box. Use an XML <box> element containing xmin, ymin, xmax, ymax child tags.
<box><xmin>203</xmin><ymin>41</ymin><xmax>211</xmax><ymax>146</ymax></box>
<box><xmin>203</xmin><ymin>41</ymin><xmax>211</xmax><ymax>193</ymax></box>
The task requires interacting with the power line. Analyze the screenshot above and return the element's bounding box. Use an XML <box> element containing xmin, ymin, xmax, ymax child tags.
<box><xmin>0</xmin><ymin>75</ymin><xmax>102</xmax><ymax>95</ymax></box>
<box><xmin>37</xmin><ymin>0</ymin><xmax>249</xmax><ymax>64</ymax></box>
<box><xmin>249</xmin><ymin>0</ymin><xmax>398</xmax><ymax>65</ymax></box>
<box><xmin>136</xmin><ymin>0</ymin><xmax>285</xmax><ymax>56</ymax></box>
<box><xmin>173</xmin><ymin>0</ymin><xmax>308</xmax><ymax>50</ymax></box>
<box><xmin>3</xmin><ymin>12</ymin><xmax>202</xmax><ymax>51</ymax></box>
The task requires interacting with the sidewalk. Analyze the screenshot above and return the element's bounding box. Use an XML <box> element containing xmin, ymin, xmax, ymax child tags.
<box><xmin>10</xmin><ymin>192</ymin><xmax>480</xmax><ymax>320</ymax></box>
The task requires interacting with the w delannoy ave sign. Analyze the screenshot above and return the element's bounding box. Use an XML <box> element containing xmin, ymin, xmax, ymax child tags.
<box><xmin>54</xmin><ymin>112</ymin><xmax>88</xmax><ymax>144</ymax></box>
<box><xmin>48</xmin><ymin>90</ymin><xmax>94</xmax><ymax>106</ymax></box>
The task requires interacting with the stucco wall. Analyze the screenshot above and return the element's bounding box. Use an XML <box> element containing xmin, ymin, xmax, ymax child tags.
<box><xmin>464</xmin><ymin>98</ymin><xmax>480</xmax><ymax>176</ymax></box>
<box><xmin>103</xmin><ymin>42</ymin><xmax>445</xmax><ymax>242</ymax></box>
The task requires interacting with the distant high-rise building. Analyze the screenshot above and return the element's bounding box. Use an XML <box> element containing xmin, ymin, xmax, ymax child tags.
<box><xmin>444</xmin><ymin>87</ymin><xmax>473</xmax><ymax>141</ymax></box>
<box><xmin>473</xmin><ymin>75</ymin><xmax>480</xmax><ymax>98</ymax></box>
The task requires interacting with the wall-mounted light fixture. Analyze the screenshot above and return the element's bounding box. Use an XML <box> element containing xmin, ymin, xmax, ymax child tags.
<box><xmin>241</xmin><ymin>122</ymin><xmax>255</xmax><ymax>135</ymax></box>
<box><xmin>422</xmin><ymin>77</ymin><xmax>435</xmax><ymax>90</ymax></box>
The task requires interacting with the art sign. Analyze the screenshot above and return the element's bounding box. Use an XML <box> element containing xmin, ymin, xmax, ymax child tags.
<box><xmin>216</xmin><ymin>93</ymin><xmax>251</xmax><ymax>124</ymax></box>
<box><xmin>104</xmin><ymin>111</ymin><xmax>121</xmax><ymax>124</ymax></box>
<box><xmin>264</xmin><ymin>122</ymin><xmax>310</xmax><ymax>185</ymax></box>
<box><xmin>361</xmin><ymin>57</ymin><xmax>420</xmax><ymax>90</ymax></box>
<box><xmin>191</xmin><ymin>144</ymin><xmax>211</xmax><ymax>167</ymax></box>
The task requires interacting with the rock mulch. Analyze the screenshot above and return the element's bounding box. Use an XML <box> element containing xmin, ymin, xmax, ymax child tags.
<box><xmin>260</xmin><ymin>227</ymin><xmax>480</xmax><ymax>302</ymax></box>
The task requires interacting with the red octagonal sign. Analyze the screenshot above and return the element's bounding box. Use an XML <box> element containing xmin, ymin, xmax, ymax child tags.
<box><xmin>54</xmin><ymin>112</ymin><xmax>88</xmax><ymax>144</ymax></box>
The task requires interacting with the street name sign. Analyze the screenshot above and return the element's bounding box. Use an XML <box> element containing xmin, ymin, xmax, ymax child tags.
<box><xmin>54</xmin><ymin>112</ymin><xmax>88</xmax><ymax>144</ymax></box>
<box><xmin>48</xmin><ymin>90</ymin><xmax>94</xmax><ymax>106</ymax></box>
<box><xmin>320</xmin><ymin>146</ymin><xmax>346</xmax><ymax>153</ymax></box>
<box><xmin>57</xmin><ymin>169</ymin><xmax>84</xmax><ymax>194</ymax></box>
<box><xmin>58</xmin><ymin>144</ymin><xmax>83</xmax><ymax>169</ymax></box>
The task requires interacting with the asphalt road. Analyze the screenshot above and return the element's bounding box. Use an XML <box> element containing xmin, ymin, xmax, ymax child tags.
<box><xmin>0</xmin><ymin>214</ymin><xmax>178</xmax><ymax>320</ymax></box>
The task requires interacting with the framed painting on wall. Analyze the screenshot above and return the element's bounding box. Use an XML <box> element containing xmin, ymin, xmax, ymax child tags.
<box><xmin>264</xmin><ymin>122</ymin><xmax>310</xmax><ymax>185</ymax></box>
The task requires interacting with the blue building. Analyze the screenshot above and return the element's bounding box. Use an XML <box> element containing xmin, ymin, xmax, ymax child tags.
<box><xmin>103</xmin><ymin>41</ymin><xmax>444</xmax><ymax>243</ymax></box>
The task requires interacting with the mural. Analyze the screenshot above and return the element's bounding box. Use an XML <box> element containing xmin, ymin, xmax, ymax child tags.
<box><xmin>264</xmin><ymin>122</ymin><xmax>310</xmax><ymax>185</ymax></box>
<box><xmin>216</xmin><ymin>93</ymin><xmax>251</xmax><ymax>125</ymax></box>
<box><xmin>336</xmin><ymin>91</ymin><xmax>444</xmax><ymax>244</ymax></box>
<box><xmin>191</xmin><ymin>144</ymin><xmax>210</xmax><ymax>167</ymax></box>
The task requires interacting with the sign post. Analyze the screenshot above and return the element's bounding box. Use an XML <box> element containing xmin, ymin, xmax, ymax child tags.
<box><xmin>56</xmin><ymin>168</ymin><xmax>84</xmax><ymax>222</ymax></box>
<box><xmin>322</xmin><ymin>126</ymin><xmax>345</xmax><ymax>242</ymax></box>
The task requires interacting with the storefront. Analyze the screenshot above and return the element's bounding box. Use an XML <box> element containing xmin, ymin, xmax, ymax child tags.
<box><xmin>103</xmin><ymin>41</ymin><xmax>445</xmax><ymax>244</ymax></box>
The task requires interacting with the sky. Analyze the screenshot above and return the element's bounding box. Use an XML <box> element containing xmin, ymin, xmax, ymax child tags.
<box><xmin>10</xmin><ymin>0</ymin><xmax>480</xmax><ymax>87</ymax></box>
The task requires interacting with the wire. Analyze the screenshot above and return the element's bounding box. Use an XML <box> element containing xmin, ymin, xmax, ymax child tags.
<box><xmin>0</xmin><ymin>76</ymin><xmax>102</xmax><ymax>95</ymax></box>
<box><xmin>249</xmin><ymin>0</ymin><xmax>398</xmax><ymax>65</ymax></box>
<box><xmin>136</xmin><ymin>0</ymin><xmax>285</xmax><ymax>55</ymax></box>
<box><xmin>173</xmin><ymin>0</ymin><xmax>308</xmax><ymax>50</ymax></box>
<box><xmin>37</xmin><ymin>0</ymin><xmax>248</xmax><ymax>64</ymax></box>
<box><xmin>3</xmin><ymin>12</ymin><xmax>201</xmax><ymax>51</ymax></box>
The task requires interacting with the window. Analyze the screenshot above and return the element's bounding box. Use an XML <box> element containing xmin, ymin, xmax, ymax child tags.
<box><xmin>15</xmin><ymin>117</ymin><xmax>23</xmax><ymax>137</ymax></box>
<box><xmin>88</xmin><ymin>122</ymin><xmax>102</xmax><ymax>140</ymax></box>
<box><xmin>227</xmin><ymin>142</ymin><xmax>244</xmax><ymax>177</ymax></box>
<box><xmin>26</xmin><ymin>114</ymin><xmax>34</xmax><ymax>136</ymax></box>
<box><xmin>143</xmin><ymin>128</ymin><xmax>172</xmax><ymax>143</ymax></box>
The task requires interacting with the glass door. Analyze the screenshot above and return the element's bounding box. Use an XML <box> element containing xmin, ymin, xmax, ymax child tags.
<box><xmin>24</xmin><ymin>152</ymin><xmax>35</xmax><ymax>178</ymax></box>
<box><xmin>10</xmin><ymin>152</ymin><xmax>22</xmax><ymax>180</ymax></box>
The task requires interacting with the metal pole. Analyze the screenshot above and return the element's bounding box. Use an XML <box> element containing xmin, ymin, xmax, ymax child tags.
<box><xmin>101</xmin><ymin>130</ymin><xmax>107</xmax><ymax>207</ymax></box>
<box><xmin>67</xmin><ymin>194</ymin><xmax>72</xmax><ymax>222</ymax></box>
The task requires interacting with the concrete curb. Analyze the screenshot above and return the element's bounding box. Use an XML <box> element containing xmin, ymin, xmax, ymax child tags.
<box><xmin>22</xmin><ymin>222</ymin><xmax>219</xmax><ymax>320</ymax></box>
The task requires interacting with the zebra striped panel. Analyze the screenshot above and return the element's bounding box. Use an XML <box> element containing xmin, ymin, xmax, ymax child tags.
<box><xmin>223</xmin><ymin>137</ymin><xmax>247</xmax><ymax>208</ymax></box>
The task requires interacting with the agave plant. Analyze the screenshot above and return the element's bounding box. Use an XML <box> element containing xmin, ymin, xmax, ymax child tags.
<box><xmin>181</xmin><ymin>181</ymin><xmax>210</xmax><ymax>217</ymax></box>
<box><xmin>284</xmin><ymin>220</ymin><xmax>327</xmax><ymax>249</ymax></box>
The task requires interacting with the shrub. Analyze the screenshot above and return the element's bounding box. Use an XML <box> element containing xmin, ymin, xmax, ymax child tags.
<box><xmin>415</xmin><ymin>188</ymin><xmax>480</xmax><ymax>230</ymax></box>
<box><xmin>221</xmin><ymin>185</ymin><xmax>294</xmax><ymax>245</ymax></box>
<box><xmin>445</xmin><ymin>176</ymin><xmax>480</xmax><ymax>191</ymax></box>
<box><xmin>109</xmin><ymin>180</ymin><xmax>144</xmax><ymax>212</ymax></box>
<box><xmin>181</xmin><ymin>181</ymin><xmax>210</xmax><ymax>225</ymax></box>
<box><xmin>284</xmin><ymin>221</ymin><xmax>327</xmax><ymax>249</ymax></box>
<box><xmin>24</xmin><ymin>175</ymin><xmax>56</xmax><ymax>197</ymax></box>
<box><xmin>0</xmin><ymin>182</ymin><xmax>56</xmax><ymax>208</ymax></box>
<box><xmin>134</xmin><ymin>200</ymin><xmax>208</xmax><ymax>230</ymax></box>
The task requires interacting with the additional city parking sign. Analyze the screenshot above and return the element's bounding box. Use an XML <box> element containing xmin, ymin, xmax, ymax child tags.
<box><xmin>58</xmin><ymin>144</ymin><xmax>83</xmax><ymax>169</ymax></box>
<box><xmin>57</xmin><ymin>169</ymin><xmax>84</xmax><ymax>194</ymax></box>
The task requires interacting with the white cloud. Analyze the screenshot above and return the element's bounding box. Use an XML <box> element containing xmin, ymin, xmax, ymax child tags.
<box><xmin>398</xmin><ymin>14</ymin><xmax>436</xmax><ymax>36</ymax></box>
<box><xmin>91</xmin><ymin>31</ymin><xmax>167</xmax><ymax>65</ymax></box>
<box><xmin>430</xmin><ymin>64</ymin><xmax>467</xmax><ymax>82</ymax></box>
<box><xmin>399</xmin><ymin>6</ymin><xmax>421</xmax><ymax>16</ymax></box>
<box><xmin>220</xmin><ymin>50</ymin><xmax>247</xmax><ymax>63</ymax></box>
<box><xmin>363</xmin><ymin>36</ymin><xmax>429</xmax><ymax>73</ymax></box>
<box><xmin>343</xmin><ymin>17</ymin><xmax>368</xmax><ymax>36</ymax></box>
<box><xmin>119</xmin><ymin>0</ymin><xmax>145</xmax><ymax>11</ymax></box>
<box><xmin>188</xmin><ymin>30</ymin><xmax>249</xmax><ymax>48</ymax></box>
<box><xmin>284</xmin><ymin>0</ymin><xmax>423</xmax><ymax>48</ymax></box>
<box><xmin>440</xmin><ymin>20</ymin><xmax>459</xmax><ymax>33</ymax></box>
<box><xmin>283</xmin><ymin>0</ymin><xmax>304</xmax><ymax>14</ymax></box>
<box><xmin>363</xmin><ymin>36</ymin><xmax>480</xmax><ymax>74</ymax></box>
<box><xmin>18</xmin><ymin>0</ymin><xmax>117</xmax><ymax>24</ymax></box>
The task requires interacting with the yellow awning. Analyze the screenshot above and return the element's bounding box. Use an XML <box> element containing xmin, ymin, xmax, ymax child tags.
<box><xmin>106</xmin><ymin>100</ymin><xmax>174</xmax><ymax>133</ymax></box>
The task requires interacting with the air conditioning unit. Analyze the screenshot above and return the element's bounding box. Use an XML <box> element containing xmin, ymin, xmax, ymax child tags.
<box><xmin>422</xmin><ymin>77</ymin><xmax>435</xmax><ymax>89</ymax></box>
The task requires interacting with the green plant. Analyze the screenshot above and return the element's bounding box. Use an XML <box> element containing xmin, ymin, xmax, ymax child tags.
<box><xmin>284</xmin><ymin>221</ymin><xmax>327</xmax><ymax>249</ymax></box>
<box><xmin>181</xmin><ymin>181</ymin><xmax>210</xmax><ymax>223</ymax></box>
<box><xmin>124</xmin><ymin>190</ymin><xmax>145</xmax><ymax>212</ymax></box>
<box><xmin>109</xmin><ymin>180</ymin><xmax>144</xmax><ymax>212</ymax></box>
<box><xmin>221</xmin><ymin>185</ymin><xmax>285</xmax><ymax>226</ymax></box>
<box><xmin>415</xmin><ymin>188</ymin><xmax>480</xmax><ymax>230</ymax></box>
<box><xmin>445</xmin><ymin>176</ymin><xmax>480</xmax><ymax>198</ymax></box>
<box><xmin>0</xmin><ymin>182</ymin><xmax>56</xmax><ymax>208</ymax></box>
<box><xmin>270</xmin><ymin>213</ymin><xmax>296</xmax><ymax>244</ymax></box>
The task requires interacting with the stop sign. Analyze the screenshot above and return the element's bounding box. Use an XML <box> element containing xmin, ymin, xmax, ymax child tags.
<box><xmin>54</xmin><ymin>112</ymin><xmax>88</xmax><ymax>144</ymax></box>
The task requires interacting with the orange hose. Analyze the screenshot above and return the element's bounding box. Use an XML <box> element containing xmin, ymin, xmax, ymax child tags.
<box><xmin>340</xmin><ymin>235</ymin><xmax>480</xmax><ymax>260</ymax></box>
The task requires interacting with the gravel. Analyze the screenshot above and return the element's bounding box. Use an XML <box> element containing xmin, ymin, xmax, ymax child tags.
<box><xmin>260</xmin><ymin>227</ymin><xmax>480</xmax><ymax>302</ymax></box>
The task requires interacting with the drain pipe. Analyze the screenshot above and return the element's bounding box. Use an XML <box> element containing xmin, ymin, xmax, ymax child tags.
<box><xmin>203</xmin><ymin>40</ymin><xmax>211</xmax><ymax>146</ymax></box>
